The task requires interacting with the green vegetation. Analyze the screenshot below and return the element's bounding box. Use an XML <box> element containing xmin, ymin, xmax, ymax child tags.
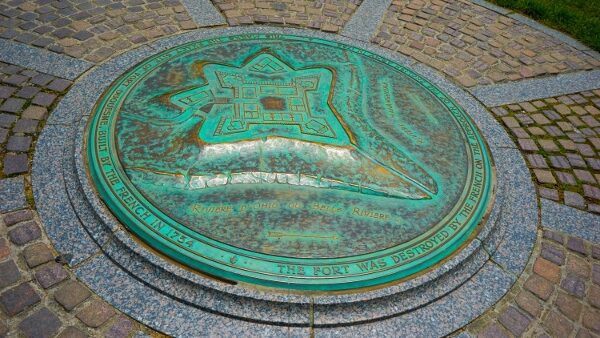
<box><xmin>490</xmin><ymin>0</ymin><xmax>600</xmax><ymax>52</ymax></box>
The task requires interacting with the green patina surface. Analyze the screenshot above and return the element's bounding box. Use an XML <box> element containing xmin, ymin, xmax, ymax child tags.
<box><xmin>86</xmin><ymin>34</ymin><xmax>494</xmax><ymax>291</ymax></box>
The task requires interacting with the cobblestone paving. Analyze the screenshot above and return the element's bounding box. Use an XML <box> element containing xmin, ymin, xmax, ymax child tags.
<box><xmin>0</xmin><ymin>63</ymin><xmax>159</xmax><ymax>338</ymax></box>
<box><xmin>464</xmin><ymin>230</ymin><xmax>600</xmax><ymax>337</ymax></box>
<box><xmin>0</xmin><ymin>0</ymin><xmax>198</xmax><ymax>63</ymax></box>
<box><xmin>212</xmin><ymin>0</ymin><xmax>362</xmax><ymax>32</ymax></box>
<box><xmin>491</xmin><ymin>89</ymin><xmax>600</xmax><ymax>214</ymax></box>
<box><xmin>0</xmin><ymin>61</ymin><xmax>71</xmax><ymax>179</ymax></box>
<box><xmin>373</xmin><ymin>0</ymin><xmax>600</xmax><ymax>87</ymax></box>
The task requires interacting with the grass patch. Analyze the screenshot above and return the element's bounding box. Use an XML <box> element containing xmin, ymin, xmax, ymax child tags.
<box><xmin>489</xmin><ymin>0</ymin><xmax>600</xmax><ymax>52</ymax></box>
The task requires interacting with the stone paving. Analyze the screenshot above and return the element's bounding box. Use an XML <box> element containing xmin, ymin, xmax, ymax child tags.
<box><xmin>373</xmin><ymin>0</ymin><xmax>600</xmax><ymax>87</ymax></box>
<box><xmin>0</xmin><ymin>62</ymin><xmax>70</xmax><ymax>178</ymax></box>
<box><xmin>463</xmin><ymin>230</ymin><xmax>600</xmax><ymax>337</ymax></box>
<box><xmin>0</xmin><ymin>0</ymin><xmax>599</xmax><ymax>337</ymax></box>
<box><xmin>0</xmin><ymin>63</ymin><xmax>158</xmax><ymax>337</ymax></box>
<box><xmin>0</xmin><ymin>0</ymin><xmax>198</xmax><ymax>62</ymax></box>
<box><xmin>212</xmin><ymin>0</ymin><xmax>362</xmax><ymax>32</ymax></box>
<box><xmin>491</xmin><ymin>90</ymin><xmax>600</xmax><ymax>215</ymax></box>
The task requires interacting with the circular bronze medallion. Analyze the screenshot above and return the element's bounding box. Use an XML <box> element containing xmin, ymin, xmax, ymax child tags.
<box><xmin>86</xmin><ymin>34</ymin><xmax>494</xmax><ymax>291</ymax></box>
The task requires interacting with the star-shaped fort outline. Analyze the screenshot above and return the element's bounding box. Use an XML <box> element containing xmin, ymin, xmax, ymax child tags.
<box><xmin>127</xmin><ymin>50</ymin><xmax>438</xmax><ymax>200</ymax></box>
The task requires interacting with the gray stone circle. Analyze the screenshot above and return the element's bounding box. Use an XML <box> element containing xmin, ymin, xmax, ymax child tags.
<box><xmin>32</xmin><ymin>27</ymin><xmax>538</xmax><ymax>337</ymax></box>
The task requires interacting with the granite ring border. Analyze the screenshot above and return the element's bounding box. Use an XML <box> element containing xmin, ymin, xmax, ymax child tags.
<box><xmin>32</xmin><ymin>26</ymin><xmax>538</xmax><ymax>334</ymax></box>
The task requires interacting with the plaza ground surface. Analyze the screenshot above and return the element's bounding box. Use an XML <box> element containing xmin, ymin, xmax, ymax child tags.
<box><xmin>0</xmin><ymin>0</ymin><xmax>599</xmax><ymax>337</ymax></box>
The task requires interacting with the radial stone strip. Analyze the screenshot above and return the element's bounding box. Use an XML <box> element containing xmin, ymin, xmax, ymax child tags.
<box><xmin>180</xmin><ymin>0</ymin><xmax>226</xmax><ymax>27</ymax></box>
<box><xmin>0</xmin><ymin>40</ymin><xmax>91</xmax><ymax>81</ymax></box>
<box><xmin>341</xmin><ymin>0</ymin><xmax>393</xmax><ymax>42</ymax></box>
<box><xmin>469</xmin><ymin>70</ymin><xmax>600</xmax><ymax>107</ymax></box>
<box><xmin>541</xmin><ymin>198</ymin><xmax>600</xmax><ymax>244</ymax></box>
<box><xmin>0</xmin><ymin>176</ymin><xmax>27</xmax><ymax>213</ymax></box>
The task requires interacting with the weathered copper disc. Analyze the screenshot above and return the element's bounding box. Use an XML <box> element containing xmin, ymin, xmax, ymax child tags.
<box><xmin>86</xmin><ymin>34</ymin><xmax>494</xmax><ymax>291</ymax></box>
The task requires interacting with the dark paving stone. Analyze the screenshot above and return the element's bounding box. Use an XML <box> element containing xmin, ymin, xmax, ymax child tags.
<box><xmin>0</xmin><ymin>97</ymin><xmax>25</xmax><ymax>112</ymax></box>
<box><xmin>8</xmin><ymin>221</ymin><xmax>42</xmax><ymax>245</ymax></box>
<box><xmin>18</xmin><ymin>307</ymin><xmax>61</xmax><ymax>338</ymax></box>
<box><xmin>57</xmin><ymin>326</ymin><xmax>88</xmax><ymax>338</ymax></box>
<box><xmin>23</xmin><ymin>243</ymin><xmax>54</xmax><ymax>268</ymax></box>
<box><xmin>3</xmin><ymin>153</ymin><xmax>29</xmax><ymax>175</ymax></box>
<box><xmin>15</xmin><ymin>86</ymin><xmax>40</xmax><ymax>99</ymax></box>
<box><xmin>0</xmin><ymin>127</ymin><xmax>7</xmax><ymax>143</ymax></box>
<box><xmin>0</xmin><ymin>113</ymin><xmax>17</xmax><ymax>128</ymax></box>
<box><xmin>0</xmin><ymin>320</ymin><xmax>7</xmax><ymax>336</ymax></box>
<box><xmin>46</xmin><ymin>78</ymin><xmax>71</xmax><ymax>92</ymax></box>
<box><xmin>31</xmin><ymin>92</ymin><xmax>56</xmax><ymax>107</ymax></box>
<box><xmin>0</xmin><ymin>260</ymin><xmax>21</xmax><ymax>289</ymax></box>
<box><xmin>542</xmin><ymin>232</ymin><xmax>564</xmax><ymax>245</ymax></box>
<box><xmin>35</xmin><ymin>263</ymin><xmax>68</xmax><ymax>289</ymax></box>
<box><xmin>498</xmin><ymin>306</ymin><xmax>530</xmax><ymax>336</ymax></box>
<box><xmin>574</xmin><ymin>169</ymin><xmax>597</xmax><ymax>184</ymax></box>
<box><xmin>556</xmin><ymin>172</ymin><xmax>577</xmax><ymax>185</ymax></box>
<box><xmin>6</xmin><ymin>135</ymin><xmax>32</xmax><ymax>152</ymax></box>
<box><xmin>478</xmin><ymin>323</ymin><xmax>510</xmax><ymax>338</ymax></box>
<box><xmin>564</xmin><ymin>191</ymin><xmax>586</xmax><ymax>208</ymax></box>
<box><xmin>0</xmin><ymin>239</ymin><xmax>10</xmax><ymax>260</ymax></box>
<box><xmin>539</xmin><ymin>187</ymin><xmax>558</xmax><ymax>201</ymax></box>
<box><xmin>0</xmin><ymin>86</ymin><xmax>16</xmax><ymax>99</ymax></box>
<box><xmin>51</xmin><ymin>27</ymin><xmax>75</xmax><ymax>38</ymax></box>
<box><xmin>593</xmin><ymin>246</ymin><xmax>600</xmax><ymax>260</ymax></box>
<box><xmin>527</xmin><ymin>154</ymin><xmax>547</xmax><ymax>168</ymax></box>
<box><xmin>584</xmin><ymin>185</ymin><xmax>600</xmax><ymax>200</ymax></box>
<box><xmin>549</xmin><ymin>156</ymin><xmax>570</xmax><ymax>169</ymax></box>
<box><xmin>4</xmin><ymin>209</ymin><xmax>33</xmax><ymax>226</ymax></box>
<box><xmin>54</xmin><ymin>280</ymin><xmax>91</xmax><ymax>311</ymax></box>
<box><xmin>541</xmin><ymin>243</ymin><xmax>566</xmax><ymax>266</ymax></box>
<box><xmin>0</xmin><ymin>283</ymin><xmax>40</xmax><ymax>316</ymax></box>
<box><xmin>561</xmin><ymin>274</ymin><xmax>586</xmax><ymax>298</ymax></box>
<box><xmin>76</xmin><ymin>300</ymin><xmax>115</xmax><ymax>328</ymax></box>
<box><xmin>568</xmin><ymin>237</ymin><xmax>587</xmax><ymax>255</ymax></box>
<box><xmin>13</xmin><ymin>119</ymin><xmax>38</xmax><ymax>133</ymax></box>
<box><xmin>30</xmin><ymin>74</ymin><xmax>54</xmax><ymax>86</ymax></box>
<box><xmin>3</xmin><ymin>74</ymin><xmax>27</xmax><ymax>86</ymax></box>
<box><xmin>105</xmin><ymin>315</ymin><xmax>133</xmax><ymax>338</ymax></box>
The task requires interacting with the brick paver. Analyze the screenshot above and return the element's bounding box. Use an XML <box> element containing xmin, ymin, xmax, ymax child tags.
<box><xmin>466</xmin><ymin>231</ymin><xmax>600</xmax><ymax>337</ymax></box>
<box><xmin>0</xmin><ymin>0</ymin><xmax>198</xmax><ymax>62</ymax></box>
<box><xmin>491</xmin><ymin>89</ymin><xmax>600</xmax><ymax>214</ymax></box>
<box><xmin>212</xmin><ymin>0</ymin><xmax>362</xmax><ymax>32</ymax></box>
<box><xmin>373</xmin><ymin>0</ymin><xmax>600</xmax><ymax>87</ymax></box>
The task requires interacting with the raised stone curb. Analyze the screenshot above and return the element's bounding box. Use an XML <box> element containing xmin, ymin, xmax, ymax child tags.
<box><xmin>0</xmin><ymin>39</ymin><xmax>92</xmax><ymax>81</ymax></box>
<box><xmin>341</xmin><ymin>0</ymin><xmax>393</xmax><ymax>42</ymax></box>
<box><xmin>180</xmin><ymin>0</ymin><xmax>227</xmax><ymax>27</ymax></box>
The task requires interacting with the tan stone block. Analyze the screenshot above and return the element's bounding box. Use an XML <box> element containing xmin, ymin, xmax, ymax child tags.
<box><xmin>589</xmin><ymin>285</ymin><xmax>600</xmax><ymax>309</ymax></box>
<box><xmin>71</xmin><ymin>21</ymin><xmax>92</xmax><ymax>31</ymax></box>
<box><xmin>544</xmin><ymin>309</ymin><xmax>575</xmax><ymax>337</ymax></box>
<box><xmin>583</xmin><ymin>307</ymin><xmax>600</xmax><ymax>334</ymax></box>
<box><xmin>555</xmin><ymin>292</ymin><xmax>583</xmax><ymax>321</ymax></box>
<box><xmin>515</xmin><ymin>290</ymin><xmax>542</xmax><ymax>317</ymax></box>
<box><xmin>567</xmin><ymin>254</ymin><xmax>591</xmax><ymax>278</ymax></box>
<box><xmin>456</xmin><ymin>75</ymin><xmax>477</xmax><ymax>88</ymax></box>
<box><xmin>534</xmin><ymin>257</ymin><xmax>561</xmax><ymax>283</ymax></box>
